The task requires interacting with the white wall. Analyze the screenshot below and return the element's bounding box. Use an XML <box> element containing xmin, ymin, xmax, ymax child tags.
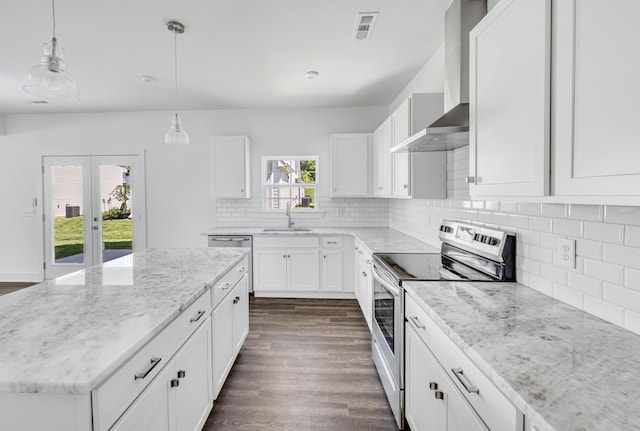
<box><xmin>0</xmin><ymin>106</ymin><xmax>387</xmax><ymax>281</ymax></box>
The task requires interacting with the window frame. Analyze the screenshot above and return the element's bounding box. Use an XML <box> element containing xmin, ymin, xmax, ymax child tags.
<box><xmin>261</xmin><ymin>155</ymin><xmax>319</xmax><ymax>212</ymax></box>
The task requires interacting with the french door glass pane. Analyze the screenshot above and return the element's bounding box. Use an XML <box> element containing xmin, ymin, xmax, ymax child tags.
<box><xmin>100</xmin><ymin>165</ymin><xmax>133</xmax><ymax>263</ymax></box>
<box><xmin>51</xmin><ymin>165</ymin><xmax>85</xmax><ymax>264</ymax></box>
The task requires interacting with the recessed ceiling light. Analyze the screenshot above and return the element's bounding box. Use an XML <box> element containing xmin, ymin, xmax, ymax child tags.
<box><xmin>305</xmin><ymin>71</ymin><xmax>319</xmax><ymax>80</ymax></box>
<box><xmin>140</xmin><ymin>75</ymin><xmax>157</xmax><ymax>84</ymax></box>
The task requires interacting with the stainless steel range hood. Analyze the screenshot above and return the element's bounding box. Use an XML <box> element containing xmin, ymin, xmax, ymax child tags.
<box><xmin>391</xmin><ymin>0</ymin><xmax>486</xmax><ymax>153</ymax></box>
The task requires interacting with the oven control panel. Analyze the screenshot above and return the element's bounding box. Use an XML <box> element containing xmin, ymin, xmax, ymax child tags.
<box><xmin>439</xmin><ymin>220</ymin><xmax>514</xmax><ymax>262</ymax></box>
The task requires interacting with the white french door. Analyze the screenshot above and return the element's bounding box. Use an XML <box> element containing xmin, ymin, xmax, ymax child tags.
<box><xmin>42</xmin><ymin>155</ymin><xmax>146</xmax><ymax>279</ymax></box>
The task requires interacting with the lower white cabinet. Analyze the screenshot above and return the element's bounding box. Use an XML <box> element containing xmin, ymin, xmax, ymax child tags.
<box><xmin>405</xmin><ymin>293</ymin><xmax>523</xmax><ymax>431</ymax></box>
<box><xmin>253</xmin><ymin>235</ymin><xmax>353</xmax><ymax>298</ymax></box>
<box><xmin>405</xmin><ymin>324</ymin><xmax>487</xmax><ymax>431</ymax></box>
<box><xmin>212</xmin><ymin>274</ymin><xmax>249</xmax><ymax>399</ymax></box>
<box><xmin>112</xmin><ymin>319</ymin><xmax>213</xmax><ymax>431</ymax></box>
<box><xmin>354</xmin><ymin>240</ymin><xmax>373</xmax><ymax>331</ymax></box>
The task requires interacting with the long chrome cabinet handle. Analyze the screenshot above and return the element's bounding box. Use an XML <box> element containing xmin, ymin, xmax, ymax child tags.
<box><xmin>134</xmin><ymin>357</ymin><xmax>161</xmax><ymax>380</ymax></box>
<box><xmin>190</xmin><ymin>310</ymin><xmax>206</xmax><ymax>323</ymax></box>
<box><xmin>451</xmin><ymin>367</ymin><xmax>480</xmax><ymax>394</ymax></box>
<box><xmin>408</xmin><ymin>316</ymin><xmax>425</xmax><ymax>330</ymax></box>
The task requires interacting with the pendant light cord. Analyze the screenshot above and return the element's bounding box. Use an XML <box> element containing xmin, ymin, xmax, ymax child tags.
<box><xmin>51</xmin><ymin>0</ymin><xmax>56</xmax><ymax>39</ymax></box>
<box><xmin>174</xmin><ymin>30</ymin><xmax>178</xmax><ymax>111</ymax></box>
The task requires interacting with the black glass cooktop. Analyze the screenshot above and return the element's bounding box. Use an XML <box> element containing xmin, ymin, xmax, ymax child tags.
<box><xmin>373</xmin><ymin>251</ymin><xmax>498</xmax><ymax>283</ymax></box>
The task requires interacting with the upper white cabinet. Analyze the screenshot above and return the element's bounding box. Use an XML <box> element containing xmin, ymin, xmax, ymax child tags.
<box><xmin>372</xmin><ymin>117</ymin><xmax>392</xmax><ymax>197</ymax></box>
<box><xmin>553</xmin><ymin>0</ymin><xmax>640</xmax><ymax>197</ymax></box>
<box><xmin>210</xmin><ymin>135</ymin><xmax>250</xmax><ymax>198</ymax></box>
<box><xmin>469</xmin><ymin>0</ymin><xmax>551</xmax><ymax>197</ymax></box>
<box><xmin>390</xmin><ymin>94</ymin><xmax>447</xmax><ymax>199</ymax></box>
<box><xmin>330</xmin><ymin>133</ymin><xmax>371</xmax><ymax>197</ymax></box>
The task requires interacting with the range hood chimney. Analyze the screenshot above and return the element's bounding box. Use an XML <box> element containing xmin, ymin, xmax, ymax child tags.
<box><xmin>391</xmin><ymin>0</ymin><xmax>486</xmax><ymax>153</ymax></box>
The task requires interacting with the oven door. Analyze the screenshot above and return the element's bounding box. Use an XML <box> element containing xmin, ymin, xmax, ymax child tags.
<box><xmin>371</xmin><ymin>262</ymin><xmax>404</xmax><ymax>429</ymax></box>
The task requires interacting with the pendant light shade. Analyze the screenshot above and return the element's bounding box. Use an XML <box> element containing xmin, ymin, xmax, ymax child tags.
<box><xmin>23</xmin><ymin>0</ymin><xmax>79</xmax><ymax>100</ymax></box>
<box><xmin>165</xmin><ymin>20</ymin><xmax>189</xmax><ymax>145</ymax></box>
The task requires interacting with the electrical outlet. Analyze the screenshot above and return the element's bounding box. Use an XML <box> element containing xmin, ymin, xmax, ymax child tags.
<box><xmin>557</xmin><ymin>238</ymin><xmax>576</xmax><ymax>269</ymax></box>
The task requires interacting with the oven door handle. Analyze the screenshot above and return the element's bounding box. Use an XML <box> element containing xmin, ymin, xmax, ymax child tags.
<box><xmin>372</xmin><ymin>266</ymin><xmax>401</xmax><ymax>297</ymax></box>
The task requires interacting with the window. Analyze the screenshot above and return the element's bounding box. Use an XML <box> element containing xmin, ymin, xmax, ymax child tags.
<box><xmin>262</xmin><ymin>156</ymin><xmax>317</xmax><ymax>211</ymax></box>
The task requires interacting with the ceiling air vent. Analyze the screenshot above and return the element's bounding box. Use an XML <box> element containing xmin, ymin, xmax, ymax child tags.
<box><xmin>352</xmin><ymin>12</ymin><xmax>379</xmax><ymax>41</ymax></box>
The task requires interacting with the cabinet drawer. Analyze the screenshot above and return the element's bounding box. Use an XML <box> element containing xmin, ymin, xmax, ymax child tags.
<box><xmin>321</xmin><ymin>237</ymin><xmax>342</xmax><ymax>248</ymax></box>
<box><xmin>253</xmin><ymin>236</ymin><xmax>318</xmax><ymax>249</ymax></box>
<box><xmin>405</xmin><ymin>293</ymin><xmax>522</xmax><ymax>431</ymax></box>
<box><xmin>92</xmin><ymin>291</ymin><xmax>212</xmax><ymax>431</ymax></box>
<box><xmin>212</xmin><ymin>256</ymin><xmax>249</xmax><ymax>308</ymax></box>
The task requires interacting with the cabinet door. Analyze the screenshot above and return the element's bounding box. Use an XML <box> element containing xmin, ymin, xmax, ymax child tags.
<box><xmin>210</xmin><ymin>136</ymin><xmax>250</xmax><ymax>198</ymax></box>
<box><xmin>110</xmin><ymin>363</ymin><xmax>172</xmax><ymax>431</ymax></box>
<box><xmin>253</xmin><ymin>249</ymin><xmax>287</xmax><ymax>291</ymax></box>
<box><xmin>373</xmin><ymin>118</ymin><xmax>392</xmax><ymax>197</ymax></box>
<box><xmin>392</xmin><ymin>153</ymin><xmax>411</xmax><ymax>197</ymax></box>
<box><xmin>554</xmin><ymin>0</ymin><xmax>640</xmax><ymax>196</ymax></box>
<box><xmin>232</xmin><ymin>275</ymin><xmax>249</xmax><ymax>354</ymax></box>
<box><xmin>288</xmin><ymin>248</ymin><xmax>320</xmax><ymax>291</ymax></box>
<box><xmin>330</xmin><ymin>133</ymin><xmax>370</xmax><ymax>197</ymax></box>
<box><xmin>405</xmin><ymin>325</ymin><xmax>446</xmax><ymax>431</ymax></box>
<box><xmin>321</xmin><ymin>248</ymin><xmax>342</xmax><ymax>291</ymax></box>
<box><xmin>212</xmin><ymin>295</ymin><xmax>234</xmax><ymax>399</ymax></box>
<box><xmin>392</xmin><ymin>98</ymin><xmax>411</xmax><ymax>143</ymax></box>
<box><xmin>469</xmin><ymin>0</ymin><xmax>551</xmax><ymax>197</ymax></box>
<box><xmin>174</xmin><ymin>318</ymin><xmax>213</xmax><ymax>431</ymax></box>
<box><xmin>358</xmin><ymin>255</ymin><xmax>373</xmax><ymax>331</ymax></box>
<box><xmin>446</xmin><ymin>377</ymin><xmax>489</xmax><ymax>431</ymax></box>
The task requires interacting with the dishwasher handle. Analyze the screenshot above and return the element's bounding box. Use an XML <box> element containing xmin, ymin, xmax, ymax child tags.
<box><xmin>209</xmin><ymin>237</ymin><xmax>251</xmax><ymax>242</ymax></box>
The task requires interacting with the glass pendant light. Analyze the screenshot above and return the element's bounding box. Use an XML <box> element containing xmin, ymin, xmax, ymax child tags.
<box><xmin>165</xmin><ymin>21</ymin><xmax>189</xmax><ymax>145</ymax></box>
<box><xmin>23</xmin><ymin>0</ymin><xmax>79</xmax><ymax>100</ymax></box>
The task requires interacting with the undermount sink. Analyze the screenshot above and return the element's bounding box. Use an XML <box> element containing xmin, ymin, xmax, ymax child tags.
<box><xmin>262</xmin><ymin>228</ymin><xmax>313</xmax><ymax>232</ymax></box>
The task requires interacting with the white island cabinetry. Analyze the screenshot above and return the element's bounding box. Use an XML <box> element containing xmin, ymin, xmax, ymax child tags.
<box><xmin>0</xmin><ymin>248</ymin><xmax>250</xmax><ymax>431</ymax></box>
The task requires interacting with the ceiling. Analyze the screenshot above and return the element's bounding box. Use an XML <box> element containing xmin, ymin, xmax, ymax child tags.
<box><xmin>1</xmin><ymin>0</ymin><xmax>450</xmax><ymax>115</ymax></box>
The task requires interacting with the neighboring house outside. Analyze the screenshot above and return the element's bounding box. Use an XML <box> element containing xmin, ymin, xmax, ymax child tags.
<box><xmin>51</xmin><ymin>165</ymin><xmax>131</xmax><ymax>218</ymax></box>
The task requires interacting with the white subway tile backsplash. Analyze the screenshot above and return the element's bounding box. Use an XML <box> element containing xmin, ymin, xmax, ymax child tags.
<box><xmin>518</xmin><ymin>202</ymin><xmax>541</xmax><ymax>216</ymax></box>
<box><xmin>500</xmin><ymin>201</ymin><xmax>518</xmax><ymax>213</ymax></box>
<box><xmin>625</xmin><ymin>226</ymin><xmax>640</xmax><ymax>247</ymax></box>
<box><xmin>604</xmin><ymin>206</ymin><xmax>640</xmax><ymax>226</ymax></box>
<box><xmin>490</xmin><ymin>212</ymin><xmax>509</xmax><ymax>225</ymax></box>
<box><xmin>541</xmin><ymin>203</ymin><xmax>567</xmax><ymax>218</ymax></box>
<box><xmin>604</xmin><ymin>283</ymin><xmax>640</xmax><ymax>313</ymax></box>
<box><xmin>540</xmin><ymin>263</ymin><xmax>568</xmax><ymax>285</ymax></box>
<box><xmin>553</xmin><ymin>219</ymin><xmax>583</xmax><ymax>237</ymax></box>
<box><xmin>528</xmin><ymin>216</ymin><xmax>553</xmax><ymax>233</ymax></box>
<box><xmin>528</xmin><ymin>245</ymin><xmax>553</xmax><ymax>264</ymax></box>
<box><xmin>528</xmin><ymin>275</ymin><xmax>553</xmax><ymax>296</ymax></box>
<box><xmin>583</xmin><ymin>222</ymin><xmax>624</xmax><ymax>244</ymax></box>
<box><xmin>575</xmin><ymin>239</ymin><xmax>603</xmax><ymax>261</ymax></box>
<box><xmin>584</xmin><ymin>295</ymin><xmax>625</xmax><ymax>326</ymax></box>
<box><xmin>539</xmin><ymin>233</ymin><xmax>559</xmax><ymax>249</ymax></box>
<box><xmin>553</xmin><ymin>284</ymin><xmax>584</xmax><ymax>310</ymax></box>
<box><xmin>568</xmin><ymin>204</ymin><xmax>603</xmax><ymax>222</ymax></box>
<box><xmin>509</xmin><ymin>214</ymin><xmax>529</xmax><ymax>229</ymax></box>
<box><xmin>518</xmin><ymin>230</ymin><xmax>541</xmax><ymax>246</ymax></box>
<box><xmin>626</xmin><ymin>269</ymin><xmax>640</xmax><ymax>290</ymax></box>
<box><xmin>584</xmin><ymin>259</ymin><xmax>624</xmax><ymax>285</ymax></box>
<box><xmin>603</xmin><ymin>244</ymin><xmax>640</xmax><ymax>270</ymax></box>
<box><xmin>567</xmin><ymin>272</ymin><xmax>603</xmax><ymax>297</ymax></box>
<box><xmin>624</xmin><ymin>310</ymin><xmax>640</xmax><ymax>336</ymax></box>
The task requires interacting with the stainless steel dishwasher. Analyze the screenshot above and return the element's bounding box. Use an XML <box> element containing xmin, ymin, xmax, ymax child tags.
<box><xmin>207</xmin><ymin>235</ymin><xmax>253</xmax><ymax>293</ymax></box>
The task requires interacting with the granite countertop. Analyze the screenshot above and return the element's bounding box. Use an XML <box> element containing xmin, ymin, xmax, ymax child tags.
<box><xmin>205</xmin><ymin>227</ymin><xmax>440</xmax><ymax>253</ymax></box>
<box><xmin>404</xmin><ymin>281</ymin><xmax>640</xmax><ymax>431</ymax></box>
<box><xmin>0</xmin><ymin>247</ymin><xmax>248</xmax><ymax>395</ymax></box>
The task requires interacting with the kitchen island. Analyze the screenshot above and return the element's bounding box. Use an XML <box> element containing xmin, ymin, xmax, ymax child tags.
<box><xmin>0</xmin><ymin>247</ymin><xmax>249</xmax><ymax>431</ymax></box>
<box><xmin>405</xmin><ymin>280</ymin><xmax>640</xmax><ymax>431</ymax></box>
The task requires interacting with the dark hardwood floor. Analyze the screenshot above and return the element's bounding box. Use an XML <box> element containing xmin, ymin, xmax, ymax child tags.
<box><xmin>205</xmin><ymin>297</ymin><xmax>398</xmax><ymax>431</ymax></box>
<box><xmin>0</xmin><ymin>282</ymin><xmax>35</xmax><ymax>296</ymax></box>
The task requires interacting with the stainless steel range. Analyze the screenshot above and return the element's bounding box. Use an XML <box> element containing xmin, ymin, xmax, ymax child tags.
<box><xmin>371</xmin><ymin>220</ymin><xmax>515</xmax><ymax>429</ymax></box>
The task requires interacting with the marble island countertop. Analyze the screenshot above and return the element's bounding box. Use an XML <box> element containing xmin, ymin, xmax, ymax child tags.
<box><xmin>205</xmin><ymin>226</ymin><xmax>440</xmax><ymax>253</ymax></box>
<box><xmin>405</xmin><ymin>281</ymin><xmax>640</xmax><ymax>431</ymax></box>
<box><xmin>0</xmin><ymin>247</ymin><xmax>248</xmax><ymax>395</ymax></box>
